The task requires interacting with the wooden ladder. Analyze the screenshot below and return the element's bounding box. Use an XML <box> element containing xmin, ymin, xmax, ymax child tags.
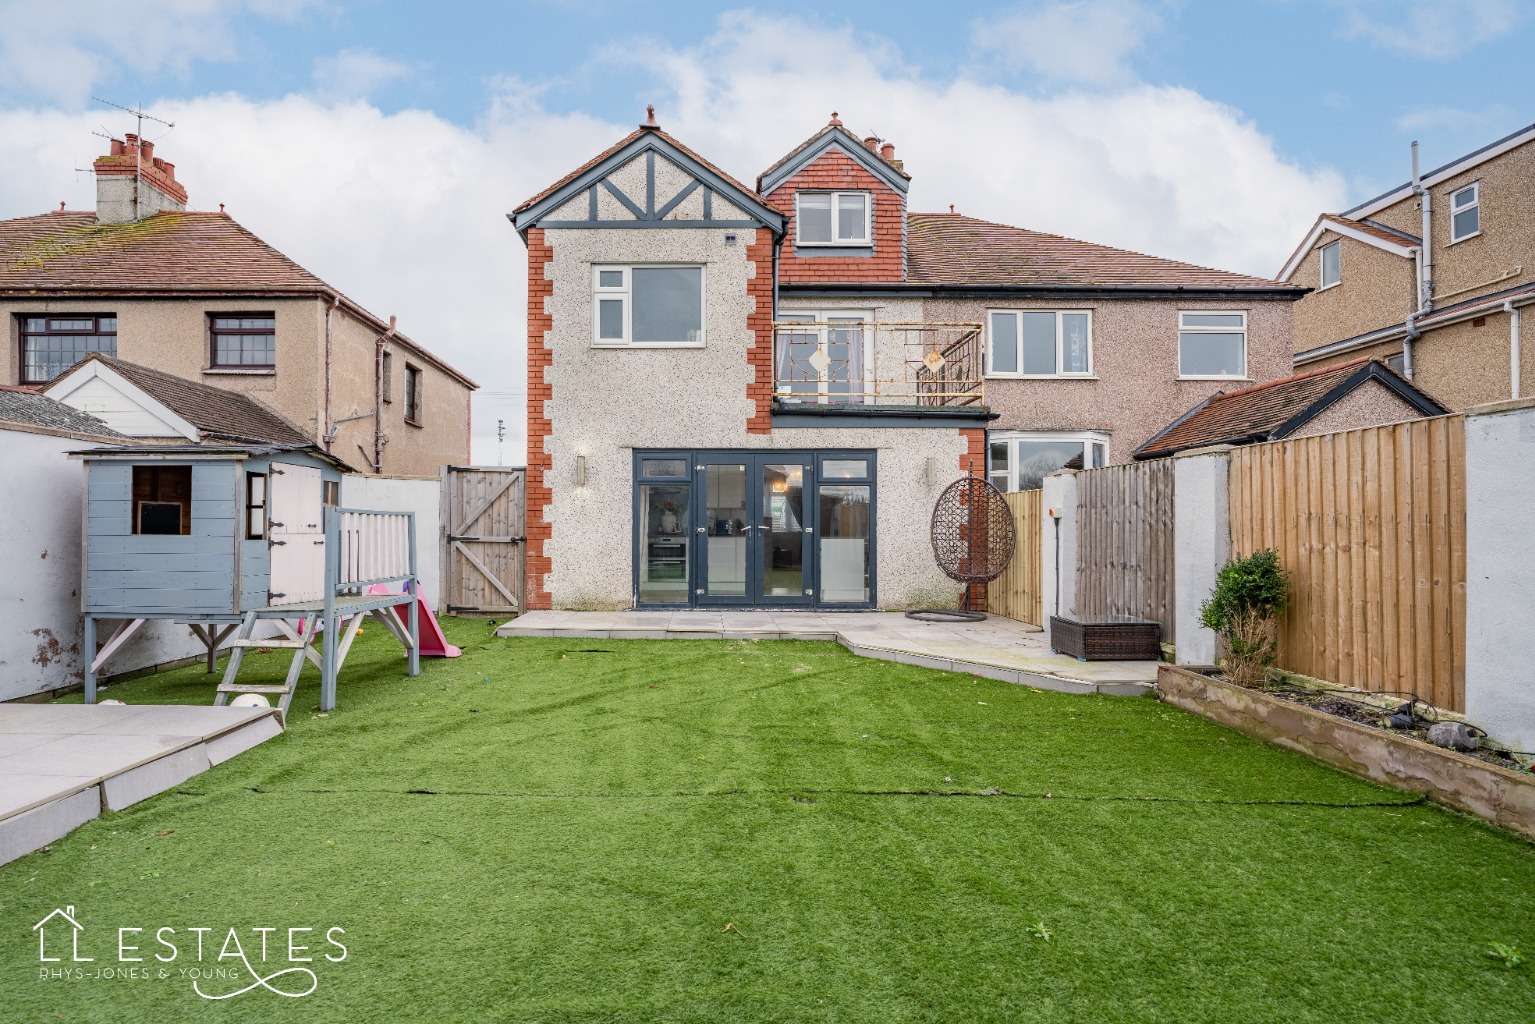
<box><xmin>213</xmin><ymin>610</ymin><xmax>317</xmax><ymax>719</ymax></box>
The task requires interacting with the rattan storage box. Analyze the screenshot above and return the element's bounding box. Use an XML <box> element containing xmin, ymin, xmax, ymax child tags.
<box><xmin>1049</xmin><ymin>616</ymin><xmax>1162</xmax><ymax>661</ymax></box>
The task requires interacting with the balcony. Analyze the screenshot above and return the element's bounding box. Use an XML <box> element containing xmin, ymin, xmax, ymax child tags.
<box><xmin>772</xmin><ymin>321</ymin><xmax>987</xmax><ymax>417</ymax></box>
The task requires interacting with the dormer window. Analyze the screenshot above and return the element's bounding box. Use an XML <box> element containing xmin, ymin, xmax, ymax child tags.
<box><xmin>797</xmin><ymin>192</ymin><xmax>870</xmax><ymax>246</ymax></box>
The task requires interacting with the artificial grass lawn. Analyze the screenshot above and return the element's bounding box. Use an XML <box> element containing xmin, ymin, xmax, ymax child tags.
<box><xmin>4</xmin><ymin>618</ymin><xmax>1534</xmax><ymax>1022</ymax></box>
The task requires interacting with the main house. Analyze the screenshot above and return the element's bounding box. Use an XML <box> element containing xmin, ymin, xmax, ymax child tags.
<box><xmin>510</xmin><ymin>110</ymin><xmax>1302</xmax><ymax>611</ymax></box>
<box><xmin>1278</xmin><ymin>120</ymin><xmax>1535</xmax><ymax>409</ymax></box>
<box><xmin>0</xmin><ymin>134</ymin><xmax>476</xmax><ymax>476</ymax></box>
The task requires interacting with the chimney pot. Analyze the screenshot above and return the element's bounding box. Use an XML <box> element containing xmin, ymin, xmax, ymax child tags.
<box><xmin>880</xmin><ymin>142</ymin><xmax>895</xmax><ymax>160</ymax></box>
<box><xmin>110</xmin><ymin>138</ymin><xmax>124</xmax><ymax>156</ymax></box>
<box><xmin>160</xmin><ymin>161</ymin><xmax>174</xmax><ymax>179</ymax></box>
<box><xmin>140</xmin><ymin>140</ymin><xmax>153</xmax><ymax>161</ymax></box>
<box><xmin>863</xmin><ymin>135</ymin><xmax>879</xmax><ymax>151</ymax></box>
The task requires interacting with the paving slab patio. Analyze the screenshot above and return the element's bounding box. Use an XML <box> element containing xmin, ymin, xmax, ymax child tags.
<box><xmin>0</xmin><ymin>703</ymin><xmax>284</xmax><ymax>866</ymax></box>
<box><xmin>497</xmin><ymin>611</ymin><xmax>1160</xmax><ymax>696</ymax></box>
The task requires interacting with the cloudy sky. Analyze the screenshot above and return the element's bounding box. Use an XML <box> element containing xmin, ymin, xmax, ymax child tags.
<box><xmin>1</xmin><ymin>0</ymin><xmax>1530</xmax><ymax>462</ymax></box>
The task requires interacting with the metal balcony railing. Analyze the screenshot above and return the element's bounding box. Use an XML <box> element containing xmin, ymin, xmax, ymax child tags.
<box><xmin>772</xmin><ymin>321</ymin><xmax>985</xmax><ymax>408</ymax></box>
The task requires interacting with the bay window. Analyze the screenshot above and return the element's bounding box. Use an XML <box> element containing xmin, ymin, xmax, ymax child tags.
<box><xmin>989</xmin><ymin>431</ymin><xmax>1109</xmax><ymax>492</ymax></box>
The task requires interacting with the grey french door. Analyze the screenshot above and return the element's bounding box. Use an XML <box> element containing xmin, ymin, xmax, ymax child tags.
<box><xmin>695</xmin><ymin>453</ymin><xmax>814</xmax><ymax>607</ymax></box>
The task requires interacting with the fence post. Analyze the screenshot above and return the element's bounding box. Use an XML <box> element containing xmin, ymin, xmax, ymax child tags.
<box><xmin>1173</xmin><ymin>446</ymin><xmax>1232</xmax><ymax>666</ymax></box>
<box><xmin>1463</xmin><ymin>398</ymin><xmax>1535</xmax><ymax>749</ymax></box>
<box><xmin>1040</xmin><ymin>470</ymin><xmax>1078</xmax><ymax>624</ymax></box>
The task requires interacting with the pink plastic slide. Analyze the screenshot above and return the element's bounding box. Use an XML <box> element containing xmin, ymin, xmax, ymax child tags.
<box><xmin>366</xmin><ymin>584</ymin><xmax>463</xmax><ymax>657</ymax></box>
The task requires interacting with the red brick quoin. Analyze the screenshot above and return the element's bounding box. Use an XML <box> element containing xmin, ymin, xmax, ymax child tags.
<box><xmin>524</xmin><ymin>228</ymin><xmax>555</xmax><ymax>610</ymax></box>
<box><xmin>746</xmin><ymin>230</ymin><xmax>776</xmax><ymax>434</ymax></box>
<box><xmin>961</xmin><ymin>427</ymin><xmax>988</xmax><ymax>613</ymax></box>
<box><xmin>765</xmin><ymin>148</ymin><xmax>905</xmax><ymax>285</ymax></box>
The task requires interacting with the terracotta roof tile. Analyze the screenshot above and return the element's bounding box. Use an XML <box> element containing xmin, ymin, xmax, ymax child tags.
<box><xmin>1134</xmin><ymin>358</ymin><xmax>1444</xmax><ymax>458</ymax></box>
<box><xmin>756</xmin><ymin>124</ymin><xmax>910</xmax><ymax>191</ymax></box>
<box><xmin>0</xmin><ymin>210</ymin><xmax>476</xmax><ymax>388</ymax></box>
<box><xmin>906</xmin><ymin>213</ymin><xmax>1292</xmax><ymax>289</ymax></box>
<box><xmin>0</xmin><ymin>211</ymin><xmax>326</xmax><ymax>293</ymax></box>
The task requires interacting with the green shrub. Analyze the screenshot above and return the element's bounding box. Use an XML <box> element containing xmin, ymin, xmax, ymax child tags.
<box><xmin>1199</xmin><ymin>549</ymin><xmax>1289</xmax><ymax>688</ymax></box>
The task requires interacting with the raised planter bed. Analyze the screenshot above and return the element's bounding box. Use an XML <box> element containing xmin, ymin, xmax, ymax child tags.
<box><xmin>1157</xmin><ymin>664</ymin><xmax>1535</xmax><ymax>840</ymax></box>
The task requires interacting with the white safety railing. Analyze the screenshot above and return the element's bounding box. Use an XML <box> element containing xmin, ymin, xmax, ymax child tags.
<box><xmin>330</xmin><ymin>508</ymin><xmax>416</xmax><ymax>588</ymax></box>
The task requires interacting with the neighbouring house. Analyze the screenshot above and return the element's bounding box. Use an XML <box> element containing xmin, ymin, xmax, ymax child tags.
<box><xmin>1133</xmin><ymin>357</ymin><xmax>1449</xmax><ymax>460</ymax></box>
<box><xmin>507</xmin><ymin>109</ymin><xmax>1302</xmax><ymax>612</ymax></box>
<box><xmin>0</xmin><ymin>133</ymin><xmax>476</xmax><ymax>476</ymax></box>
<box><xmin>1279</xmin><ymin>120</ymin><xmax>1535</xmax><ymax>410</ymax></box>
<box><xmin>0</xmin><ymin>385</ymin><xmax>200</xmax><ymax>701</ymax></box>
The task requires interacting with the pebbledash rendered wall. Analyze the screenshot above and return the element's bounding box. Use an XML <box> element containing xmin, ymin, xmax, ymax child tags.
<box><xmin>538</xmin><ymin>224</ymin><xmax>968</xmax><ymax>610</ymax></box>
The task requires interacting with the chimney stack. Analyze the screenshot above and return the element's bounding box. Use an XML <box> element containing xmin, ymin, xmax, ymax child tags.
<box><xmin>92</xmin><ymin>133</ymin><xmax>188</xmax><ymax>224</ymax></box>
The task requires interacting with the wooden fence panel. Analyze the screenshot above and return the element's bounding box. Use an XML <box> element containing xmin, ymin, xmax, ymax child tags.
<box><xmin>986</xmin><ymin>489</ymin><xmax>1043</xmax><ymax>625</ymax></box>
<box><xmin>1074</xmin><ymin>460</ymin><xmax>1176</xmax><ymax>641</ymax></box>
<box><xmin>1228</xmin><ymin>417</ymin><xmax>1466</xmax><ymax>711</ymax></box>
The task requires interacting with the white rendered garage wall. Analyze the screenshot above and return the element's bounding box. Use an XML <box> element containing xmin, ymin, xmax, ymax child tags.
<box><xmin>542</xmin><ymin>225</ymin><xmax>966</xmax><ymax>609</ymax></box>
<box><xmin>0</xmin><ymin>430</ymin><xmax>202</xmax><ymax>701</ymax></box>
<box><xmin>340</xmin><ymin>475</ymin><xmax>443</xmax><ymax>611</ymax></box>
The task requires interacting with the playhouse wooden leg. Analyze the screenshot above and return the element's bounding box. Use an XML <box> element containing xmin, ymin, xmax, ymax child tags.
<box><xmin>83</xmin><ymin>616</ymin><xmax>96</xmax><ymax>704</ymax></box>
<box><xmin>407</xmin><ymin>579</ymin><xmax>420</xmax><ymax>678</ymax></box>
<box><xmin>320</xmin><ymin>611</ymin><xmax>339</xmax><ymax>712</ymax></box>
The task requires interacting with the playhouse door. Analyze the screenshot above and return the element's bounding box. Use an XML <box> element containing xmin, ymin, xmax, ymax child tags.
<box><xmin>269</xmin><ymin>463</ymin><xmax>325</xmax><ymax>606</ymax></box>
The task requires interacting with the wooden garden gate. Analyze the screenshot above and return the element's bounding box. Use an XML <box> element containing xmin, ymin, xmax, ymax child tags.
<box><xmin>1074</xmin><ymin>459</ymin><xmax>1177</xmax><ymax>641</ymax></box>
<box><xmin>441</xmin><ymin>466</ymin><xmax>526</xmax><ymax>616</ymax></box>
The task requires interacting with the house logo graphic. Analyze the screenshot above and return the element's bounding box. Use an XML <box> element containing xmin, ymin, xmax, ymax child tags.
<box><xmin>32</xmin><ymin>904</ymin><xmax>342</xmax><ymax>1000</ymax></box>
<box><xmin>34</xmin><ymin>905</ymin><xmax>91</xmax><ymax>963</ymax></box>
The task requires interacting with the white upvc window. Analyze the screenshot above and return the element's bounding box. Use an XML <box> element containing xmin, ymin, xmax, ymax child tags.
<box><xmin>1319</xmin><ymin>240</ymin><xmax>1341</xmax><ymax>290</ymax></box>
<box><xmin>1178</xmin><ymin>310</ymin><xmax>1247</xmax><ymax>379</ymax></box>
<box><xmin>988</xmin><ymin>430</ymin><xmax>1110</xmax><ymax>493</ymax></box>
<box><xmin>1449</xmin><ymin>182</ymin><xmax>1480</xmax><ymax>243</ymax></box>
<box><xmin>592</xmin><ymin>265</ymin><xmax>705</xmax><ymax>347</ymax></box>
<box><xmin>796</xmin><ymin>191</ymin><xmax>871</xmax><ymax>246</ymax></box>
<box><xmin>986</xmin><ymin>309</ymin><xmax>1093</xmax><ymax>377</ymax></box>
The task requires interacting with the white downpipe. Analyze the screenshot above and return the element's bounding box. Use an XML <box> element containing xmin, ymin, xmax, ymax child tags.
<box><xmin>1404</xmin><ymin>141</ymin><xmax>1435</xmax><ymax>381</ymax></box>
<box><xmin>1507</xmin><ymin>300</ymin><xmax>1522</xmax><ymax>400</ymax></box>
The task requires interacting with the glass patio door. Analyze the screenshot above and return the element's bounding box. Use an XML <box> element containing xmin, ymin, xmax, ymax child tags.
<box><xmin>778</xmin><ymin>311</ymin><xmax>868</xmax><ymax>404</ymax></box>
<box><xmin>693</xmin><ymin>454</ymin><xmax>815</xmax><ymax>607</ymax></box>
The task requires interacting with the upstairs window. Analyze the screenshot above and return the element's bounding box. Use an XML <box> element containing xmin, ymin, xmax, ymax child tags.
<box><xmin>1178</xmin><ymin>311</ymin><xmax>1247</xmax><ymax>379</ymax></box>
<box><xmin>404</xmin><ymin>363</ymin><xmax>422</xmax><ymax>425</ymax></box>
<box><xmin>796</xmin><ymin>192</ymin><xmax>870</xmax><ymax>246</ymax></box>
<box><xmin>1450</xmin><ymin>182</ymin><xmax>1480</xmax><ymax>242</ymax></box>
<box><xmin>20</xmin><ymin>315</ymin><xmax>116</xmax><ymax>384</ymax></box>
<box><xmin>987</xmin><ymin>310</ymin><xmax>1091</xmax><ymax>377</ymax></box>
<box><xmin>1319</xmin><ymin>240</ymin><xmax>1341</xmax><ymax>289</ymax></box>
<box><xmin>593</xmin><ymin>265</ymin><xmax>705</xmax><ymax>346</ymax></box>
<box><xmin>210</xmin><ymin>314</ymin><xmax>276</xmax><ymax>369</ymax></box>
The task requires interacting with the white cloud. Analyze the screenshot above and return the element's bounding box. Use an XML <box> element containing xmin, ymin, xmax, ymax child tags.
<box><xmin>1331</xmin><ymin>0</ymin><xmax>1523</xmax><ymax>58</ymax></box>
<box><xmin>0</xmin><ymin>1</ymin><xmax>320</xmax><ymax>106</ymax></box>
<box><xmin>971</xmin><ymin>0</ymin><xmax>1165</xmax><ymax>86</ymax></box>
<box><xmin>0</xmin><ymin>12</ymin><xmax>1345</xmax><ymax>462</ymax></box>
<box><xmin>312</xmin><ymin>49</ymin><xmax>411</xmax><ymax>100</ymax></box>
<box><xmin>1395</xmin><ymin>104</ymin><xmax>1512</xmax><ymax>133</ymax></box>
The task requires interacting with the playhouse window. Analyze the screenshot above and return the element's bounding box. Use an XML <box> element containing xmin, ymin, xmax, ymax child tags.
<box><xmin>209</xmin><ymin>314</ymin><xmax>276</xmax><ymax>369</ymax></box>
<box><xmin>246</xmin><ymin>473</ymin><xmax>267</xmax><ymax>539</ymax></box>
<box><xmin>132</xmin><ymin>466</ymin><xmax>192</xmax><ymax>536</ymax></box>
<box><xmin>323</xmin><ymin>480</ymin><xmax>340</xmax><ymax>506</ymax></box>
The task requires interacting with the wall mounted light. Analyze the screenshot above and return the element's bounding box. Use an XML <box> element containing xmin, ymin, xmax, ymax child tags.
<box><xmin>574</xmin><ymin>454</ymin><xmax>587</xmax><ymax>487</ymax></box>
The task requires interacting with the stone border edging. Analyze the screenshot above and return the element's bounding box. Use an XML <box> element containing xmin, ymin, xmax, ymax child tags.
<box><xmin>1157</xmin><ymin>664</ymin><xmax>1535</xmax><ymax>840</ymax></box>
